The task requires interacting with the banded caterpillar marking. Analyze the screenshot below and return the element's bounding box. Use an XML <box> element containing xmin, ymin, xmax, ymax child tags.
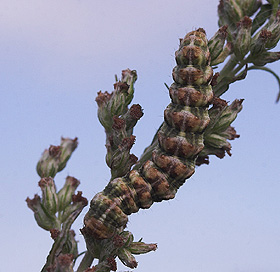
<box><xmin>83</xmin><ymin>28</ymin><xmax>214</xmax><ymax>239</ymax></box>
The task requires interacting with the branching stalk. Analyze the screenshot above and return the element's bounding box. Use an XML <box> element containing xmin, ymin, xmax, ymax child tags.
<box><xmin>26</xmin><ymin>1</ymin><xmax>280</xmax><ymax>271</ymax></box>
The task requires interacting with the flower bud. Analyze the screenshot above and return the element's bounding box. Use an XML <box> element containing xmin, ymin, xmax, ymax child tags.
<box><xmin>57</xmin><ymin>176</ymin><xmax>80</xmax><ymax>212</ymax></box>
<box><xmin>121</xmin><ymin>69</ymin><xmax>137</xmax><ymax>99</ymax></box>
<box><xmin>106</xmin><ymin>136</ymin><xmax>137</xmax><ymax>179</ymax></box>
<box><xmin>60</xmin><ymin>192</ymin><xmax>88</xmax><ymax>223</ymax></box>
<box><xmin>113</xmin><ymin>235</ymin><xmax>125</xmax><ymax>248</ymax></box>
<box><xmin>26</xmin><ymin>194</ymin><xmax>60</xmax><ymax>230</ymax></box>
<box><xmin>122</xmin><ymin>104</ymin><xmax>144</xmax><ymax>133</ymax></box>
<box><xmin>38</xmin><ymin>177</ymin><xmax>59</xmax><ymax>215</ymax></box>
<box><xmin>110</xmin><ymin>116</ymin><xmax>126</xmax><ymax>147</ymax></box>
<box><xmin>250</xmin><ymin>29</ymin><xmax>272</xmax><ymax>56</ymax></box>
<box><xmin>36</xmin><ymin>137</ymin><xmax>78</xmax><ymax>178</ymax></box>
<box><xmin>252</xmin><ymin>51</ymin><xmax>280</xmax><ymax>66</ymax></box>
<box><xmin>209</xmin><ymin>98</ymin><xmax>243</xmax><ymax>133</ymax></box>
<box><xmin>203</xmin><ymin>133</ymin><xmax>231</xmax><ymax>150</ymax></box>
<box><xmin>208</xmin><ymin>26</ymin><xmax>228</xmax><ymax>62</ymax></box>
<box><xmin>197</xmin><ymin>125</ymin><xmax>241</xmax><ymax>165</ymax></box>
<box><xmin>265</xmin><ymin>10</ymin><xmax>280</xmax><ymax>50</ymax></box>
<box><xmin>128</xmin><ymin>242</ymin><xmax>157</xmax><ymax>255</ymax></box>
<box><xmin>237</xmin><ymin>0</ymin><xmax>262</xmax><ymax>17</ymax></box>
<box><xmin>96</xmin><ymin>70</ymin><xmax>137</xmax><ymax>132</ymax></box>
<box><xmin>199</xmin><ymin>98</ymin><xmax>243</xmax><ymax>164</ymax></box>
<box><xmin>117</xmin><ymin>248</ymin><xmax>138</xmax><ymax>269</ymax></box>
<box><xmin>218</xmin><ymin>0</ymin><xmax>243</xmax><ymax>31</ymax></box>
<box><xmin>119</xmin><ymin>231</ymin><xmax>134</xmax><ymax>247</ymax></box>
<box><xmin>95</xmin><ymin>91</ymin><xmax>112</xmax><ymax>107</ymax></box>
<box><xmin>211</xmin><ymin>42</ymin><xmax>233</xmax><ymax>65</ymax></box>
<box><xmin>36</xmin><ymin>145</ymin><xmax>60</xmax><ymax>178</ymax></box>
<box><xmin>58</xmin><ymin>137</ymin><xmax>78</xmax><ymax>171</ymax></box>
<box><xmin>234</xmin><ymin>16</ymin><xmax>252</xmax><ymax>60</ymax></box>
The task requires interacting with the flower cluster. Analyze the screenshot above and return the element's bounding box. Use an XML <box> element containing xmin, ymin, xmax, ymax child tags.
<box><xmin>26</xmin><ymin>138</ymin><xmax>88</xmax><ymax>272</ymax></box>
<box><xmin>96</xmin><ymin>69</ymin><xmax>143</xmax><ymax>179</ymax></box>
<box><xmin>196</xmin><ymin>98</ymin><xmax>243</xmax><ymax>165</ymax></box>
<box><xmin>211</xmin><ymin>0</ymin><xmax>280</xmax><ymax>97</ymax></box>
<box><xmin>82</xmin><ymin>230</ymin><xmax>157</xmax><ymax>271</ymax></box>
<box><xmin>26</xmin><ymin>1</ymin><xmax>280</xmax><ymax>272</ymax></box>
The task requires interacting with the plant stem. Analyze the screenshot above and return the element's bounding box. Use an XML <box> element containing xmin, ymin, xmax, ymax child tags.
<box><xmin>76</xmin><ymin>251</ymin><xmax>94</xmax><ymax>272</ymax></box>
<box><xmin>218</xmin><ymin>55</ymin><xmax>239</xmax><ymax>79</ymax></box>
<box><xmin>232</xmin><ymin>57</ymin><xmax>249</xmax><ymax>75</ymax></box>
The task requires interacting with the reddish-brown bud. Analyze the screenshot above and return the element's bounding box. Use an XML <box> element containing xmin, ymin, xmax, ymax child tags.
<box><xmin>72</xmin><ymin>191</ymin><xmax>88</xmax><ymax>206</ymax></box>
<box><xmin>50</xmin><ymin>229</ymin><xmax>60</xmax><ymax>240</ymax></box>
<box><xmin>112</xmin><ymin>116</ymin><xmax>125</xmax><ymax>130</ymax></box>
<box><xmin>106</xmin><ymin>257</ymin><xmax>117</xmax><ymax>271</ymax></box>
<box><xmin>129</xmin><ymin>104</ymin><xmax>143</xmax><ymax>120</ymax></box>
<box><xmin>95</xmin><ymin>91</ymin><xmax>112</xmax><ymax>107</ymax></box>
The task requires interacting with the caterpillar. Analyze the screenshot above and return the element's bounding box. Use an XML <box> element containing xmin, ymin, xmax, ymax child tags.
<box><xmin>83</xmin><ymin>28</ymin><xmax>214</xmax><ymax>239</ymax></box>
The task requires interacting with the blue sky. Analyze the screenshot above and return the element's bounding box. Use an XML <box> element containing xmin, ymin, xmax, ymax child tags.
<box><xmin>1</xmin><ymin>0</ymin><xmax>280</xmax><ymax>271</ymax></box>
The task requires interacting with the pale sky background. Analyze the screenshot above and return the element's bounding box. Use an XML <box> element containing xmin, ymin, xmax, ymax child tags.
<box><xmin>1</xmin><ymin>0</ymin><xmax>280</xmax><ymax>271</ymax></box>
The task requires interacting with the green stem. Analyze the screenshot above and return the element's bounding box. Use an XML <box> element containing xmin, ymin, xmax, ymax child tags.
<box><xmin>218</xmin><ymin>55</ymin><xmax>239</xmax><ymax>79</ymax></box>
<box><xmin>41</xmin><ymin>205</ymin><xmax>86</xmax><ymax>271</ymax></box>
<box><xmin>232</xmin><ymin>57</ymin><xmax>249</xmax><ymax>75</ymax></box>
<box><xmin>76</xmin><ymin>251</ymin><xmax>94</xmax><ymax>272</ymax></box>
<box><xmin>41</xmin><ymin>228</ymin><xmax>70</xmax><ymax>272</ymax></box>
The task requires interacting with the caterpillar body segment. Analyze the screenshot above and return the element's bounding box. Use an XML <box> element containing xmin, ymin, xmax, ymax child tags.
<box><xmin>83</xmin><ymin>28</ymin><xmax>214</xmax><ymax>240</ymax></box>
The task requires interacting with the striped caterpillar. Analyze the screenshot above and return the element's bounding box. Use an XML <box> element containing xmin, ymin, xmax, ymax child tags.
<box><xmin>83</xmin><ymin>28</ymin><xmax>214</xmax><ymax>239</ymax></box>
